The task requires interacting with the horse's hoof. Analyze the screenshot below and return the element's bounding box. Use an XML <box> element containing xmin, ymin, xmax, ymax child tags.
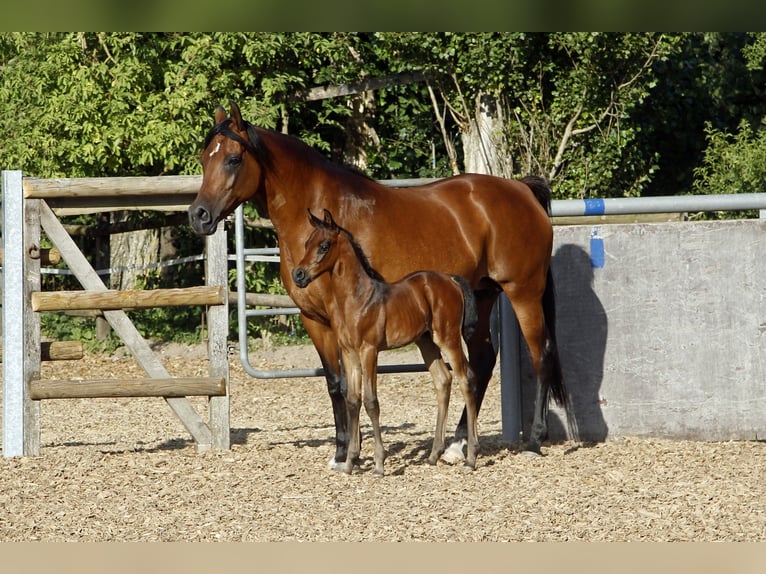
<box><xmin>520</xmin><ymin>449</ymin><xmax>542</xmax><ymax>458</ymax></box>
<box><xmin>328</xmin><ymin>457</ymin><xmax>346</xmax><ymax>472</ymax></box>
<box><xmin>440</xmin><ymin>439</ymin><xmax>466</xmax><ymax>464</ymax></box>
<box><xmin>462</xmin><ymin>462</ymin><xmax>476</xmax><ymax>472</ymax></box>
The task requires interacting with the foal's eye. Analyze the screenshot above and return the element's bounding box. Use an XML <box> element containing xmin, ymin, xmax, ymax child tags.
<box><xmin>318</xmin><ymin>240</ymin><xmax>331</xmax><ymax>254</ymax></box>
<box><xmin>225</xmin><ymin>154</ymin><xmax>242</xmax><ymax>167</ymax></box>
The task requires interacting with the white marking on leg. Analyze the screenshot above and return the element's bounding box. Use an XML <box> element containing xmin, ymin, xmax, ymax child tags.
<box><xmin>440</xmin><ymin>438</ymin><xmax>467</xmax><ymax>464</ymax></box>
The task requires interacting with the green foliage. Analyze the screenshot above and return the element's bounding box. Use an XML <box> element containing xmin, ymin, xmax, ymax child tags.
<box><xmin>5</xmin><ymin>32</ymin><xmax>766</xmax><ymax>348</ymax></box>
<box><xmin>694</xmin><ymin>120</ymin><xmax>766</xmax><ymax>196</ymax></box>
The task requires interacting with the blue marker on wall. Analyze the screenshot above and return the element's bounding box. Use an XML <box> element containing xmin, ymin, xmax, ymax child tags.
<box><xmin>590</xmin><ymin>227</ymin><xmax>605</xmax><ymax>269</ymax></box>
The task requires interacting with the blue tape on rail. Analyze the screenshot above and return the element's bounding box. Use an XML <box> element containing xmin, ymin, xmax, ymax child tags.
<box><xmin>583</xmin><ymin>198</ymin><xmax>606</xmax><ymax>216</ymax></box>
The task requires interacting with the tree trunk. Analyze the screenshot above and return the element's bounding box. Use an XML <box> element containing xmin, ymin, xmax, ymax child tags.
<box><xmin>342</xmin><ymin>91</ymin><xmax>380</xmax><ymax>170</ymax></box>
<box><xmin>461</xmin><ymin>92</ymin><xmax>513</xmax><ymax>178</ymax></box>
<box><xmin>109</xmin><ymin>212</ymin><xmax>160</xmax><ymax>291</ymax></box>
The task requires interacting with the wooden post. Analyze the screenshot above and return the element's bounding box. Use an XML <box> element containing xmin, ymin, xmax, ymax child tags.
<box><xmin>207</xmin><ymin>220</ymin><xmax>230</xmax><ymax>450</ymax></box>
<box><xmin>95</xmin><ymin>211</ymin><xmax>111</xmax><ymax>341</ymax></box>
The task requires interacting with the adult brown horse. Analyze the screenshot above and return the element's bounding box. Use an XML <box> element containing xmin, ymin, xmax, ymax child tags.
<box><xmin>189</xmin><ymin>102</ymin><xmax>573</xmax><ymax>470</ymax></box>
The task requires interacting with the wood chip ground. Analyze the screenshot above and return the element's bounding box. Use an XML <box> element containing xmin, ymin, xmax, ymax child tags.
<box><xmin>1</xmin><ymin>342</ymin><xmax>765</xmax><ymax>541</ymax></box>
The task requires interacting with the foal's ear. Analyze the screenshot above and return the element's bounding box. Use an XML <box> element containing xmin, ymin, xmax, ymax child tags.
<box><xmin>229</xmin><ymin>101</ymin><xmax>245</xmax><ymax>131</ymax></box>
<box><xmin>322</xmin><ymin>209</ymin><xmax>336</xmax><ymax>228</ymax></box>
<box><xmin>307</xmin><ymin>209</ymin><xmax>323</xmax><ymax>228</ymax></box>
<box><xmin>214</xmin><ymin>105</ymin><xmax>227</xmax><ymax>125</ymax></box>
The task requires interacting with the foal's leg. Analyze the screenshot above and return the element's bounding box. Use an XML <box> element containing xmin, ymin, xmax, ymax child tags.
<box><xmin>341</xmin><ymin>349</ymin><xmax>364</xmax><ymax>475</ymax></box>
<box><xmin>416</xmin><ymin>335</ymin><xmax>452</xmax><ymax>465</ymax></box>
<box><xmin>302</xmin><ymin>316</ymin><xmax>349</xmax><ymax>470</ymax></box>
<box><xmin>446</xmin><ymin>353</ymin><xmax>480</xmax><ymax>470</ymax></box>
<box><xmin>447</xmin><ymin>292</ymin><xmax>498</xmax><ymax>461</ymax></box>
<box><xmin>361</xmin><ymin>345</ymin><xmax>386</xmax><ymax>476</ymax></box>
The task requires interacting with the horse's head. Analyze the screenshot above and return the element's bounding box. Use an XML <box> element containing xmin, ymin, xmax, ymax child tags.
<box><xmin>188</xmin><ymin>102</ymin><xmax>266</xmax><ymax>236</ymax></box>
<box><xmin>292</xmin><ymin>209</ymin><xmax>341</xmax><ymax>288</ymax></box>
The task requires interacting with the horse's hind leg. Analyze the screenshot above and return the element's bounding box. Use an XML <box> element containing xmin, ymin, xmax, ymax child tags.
<box><xmin>416</xmin><ymin>335</ymin><xmax>452</xmax><ymax>465</ymax></box>
<box><xmin>508</xmin><ymin>291</ymin><xmax>563</xmax><ymax>454</ymax></box>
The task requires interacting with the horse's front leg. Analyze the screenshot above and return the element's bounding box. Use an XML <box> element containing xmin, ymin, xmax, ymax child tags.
<box><xmin>301</xmin><ymin>315</ymin><xmax>348</xmax><ymax>470</ymax></box>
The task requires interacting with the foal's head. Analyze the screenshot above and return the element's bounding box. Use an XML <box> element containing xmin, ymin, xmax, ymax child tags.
<box><xmin>292</xmin><ymin>209</ymin><xmax>342</xmax><ymax>288</ymax></box>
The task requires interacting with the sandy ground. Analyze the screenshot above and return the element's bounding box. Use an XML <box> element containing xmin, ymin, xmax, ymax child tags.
<box><xmin>1</xmin><ymin>341</ymin><xmax>765</xmax><ymax>541</ymax></box>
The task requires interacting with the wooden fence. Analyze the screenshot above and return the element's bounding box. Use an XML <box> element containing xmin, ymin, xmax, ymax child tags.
<box><xmin>2</xmin><ymin>172</ymin><xmax>229</xmax><ymax>457</ymax></box>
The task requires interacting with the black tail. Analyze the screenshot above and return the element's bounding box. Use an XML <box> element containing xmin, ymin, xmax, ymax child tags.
<box><xmin>452</xmin><ymin>275</ymin><xmax>478</xmax><ymax>344</ymax></box>
<box><xmin>520</xmin><ymin>175</ymin><xmax>552</xmax><ymax>215</ymax></box>
<box><xmin>543</xmin><ymin>257</ymin><xmax>580</xmax><ymax>441</ymax></box>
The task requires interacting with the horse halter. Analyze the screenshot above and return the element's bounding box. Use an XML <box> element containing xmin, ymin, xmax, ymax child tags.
<box><xmin>204</xmin><ymin>119</ymin><xmax>259</xmax><ymax>158</ymax></box>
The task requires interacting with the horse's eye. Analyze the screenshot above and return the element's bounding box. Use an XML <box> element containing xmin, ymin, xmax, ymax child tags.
<box><xmin>225</xmin><ymin>154</ymin><xmax>242</xmax><ymax>167</ymax></box>
<box><xmin>319</xmin><ymin>240</ymin><xmax>331</xmax><ymax>254</ymax></box>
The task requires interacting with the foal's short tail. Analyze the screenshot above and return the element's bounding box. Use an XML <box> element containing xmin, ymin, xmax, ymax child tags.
<box><xmin>451</xmin><ymin>275</ymin><xmax>478</xmax><ymax>344</ymax></box>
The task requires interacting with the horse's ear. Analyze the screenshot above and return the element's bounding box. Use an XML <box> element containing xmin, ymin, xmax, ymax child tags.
<box><xmin>214</xmin><ymin>105</ymin><xmax>227</xmax><ymax>125</ymax></box>
<box><xmin>229</xmin><ymin>101</ymin><xmax>245</xmax><ymax>131</ymax></box>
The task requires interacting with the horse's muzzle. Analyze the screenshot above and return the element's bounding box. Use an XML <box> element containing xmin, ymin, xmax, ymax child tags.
<box><xmin>188</xmin><ymin>204</ymin><xmax>217</xmax><ymax>236</ymax></box>
<box><xmin>292</xmin><ymin>268</ymin><xmax>311</xmax><ymax>288</ymax></box>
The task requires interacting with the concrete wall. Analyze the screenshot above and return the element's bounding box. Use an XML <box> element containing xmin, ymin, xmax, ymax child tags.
<box><xmin>520</xmin><ymin>219</ymin><xmax>766</xmax><ymax>442</ymax></box>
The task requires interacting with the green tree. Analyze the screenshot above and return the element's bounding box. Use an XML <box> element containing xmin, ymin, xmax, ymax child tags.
<box><xmin>691</xmin><ymin>33</ymin><xmax>766</xmax><ymax>202</ymax></box>
<box><xmin>372</xmin><ymin>32</ymin><xmax>680</xmax><ymax>198</ymax></box>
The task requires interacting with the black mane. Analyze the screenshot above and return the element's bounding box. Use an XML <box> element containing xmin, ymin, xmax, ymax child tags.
<box><xmin>341</xmin><ymin>228</ymin><xmax>386</xmax><ymax>282</ymax></box>
<box><xmin>312</xmin><ymin>214</ymin><xmax>385</xmax><ymax>282</ymax></box>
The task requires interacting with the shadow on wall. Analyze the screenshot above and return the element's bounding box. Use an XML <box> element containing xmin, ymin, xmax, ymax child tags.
<box><xmin>522</xmin><ymin>243</ymin><xmax>609</xmax><ymax>443</ymax></box>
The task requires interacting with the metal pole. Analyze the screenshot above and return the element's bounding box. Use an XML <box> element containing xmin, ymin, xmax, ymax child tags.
<box><xmin>499</xmin><ymin>294</ymin><xmax>523</xmax><ymax>443</ymax></box>
<box><xmin>2</xmin><ymin>170</ymin><xmax>25</xmax><ymax>457</ymax></box>
<box><xmin>551</xmin><ymin>192</ymin><xmax>766</xmax><ymax>217</ymax></box>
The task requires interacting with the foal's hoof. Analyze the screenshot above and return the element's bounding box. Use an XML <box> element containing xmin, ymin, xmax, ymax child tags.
<box><xmin>440</xmin><ymin>439</ymin><xmax>467</xmax><ymax>465</ymax></box>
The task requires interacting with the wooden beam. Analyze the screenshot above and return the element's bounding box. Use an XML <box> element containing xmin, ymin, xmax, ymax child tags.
<box><xmin>0</xmin><ymin>341</ymin><xmax>86</xmax><ymax>362</ymax></box>
<box><xmin>0</xmin><ymin>247</ymin><xmax>60</xmax><ymax>265</ymax></box>
<box><xmin>31</xmin><ymin>285</ymin><xmax>225</xmax><ymax>312</ymax></box>
<box><xmin>41</xmin><ymin>341</ymin><xmax>83</xmax><ymax>361</ymax></box>
<box><xmin>295</xmin><ymin>72</ymin><xmax>426</xmax><ymax>102</ymax></box>
<box><xmin>30</xmin><ymin>376</ymin><xmax>226</xmax><ymax>400</ymax></box>
<box><xmin>230</xmin><ymin>291</ymin><xmax>295</xmax><ymax>308</ymax></box>
<box><xmin>23</xmin><ymin>175</ymin><xmax>202</xmax><ymax>199</ymax></box>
